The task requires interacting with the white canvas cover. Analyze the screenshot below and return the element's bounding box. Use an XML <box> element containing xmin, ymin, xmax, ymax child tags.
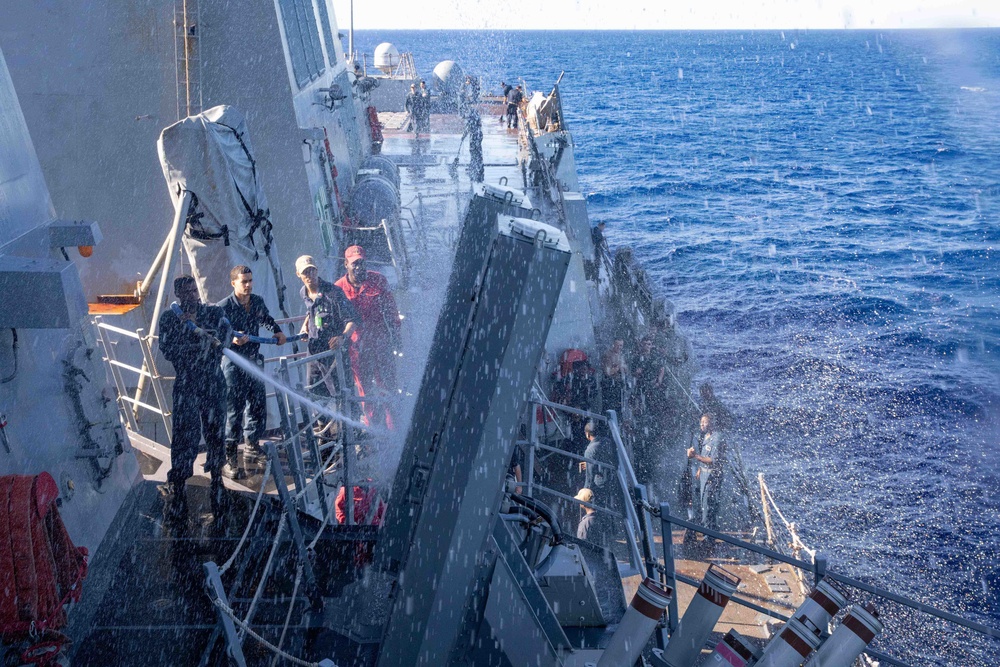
<box><xmin>157</xmin><ymin>105</ymin><xmax>288</xmax><ymax>316</ymax></box>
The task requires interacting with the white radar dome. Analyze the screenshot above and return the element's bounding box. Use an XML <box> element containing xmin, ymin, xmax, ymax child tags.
<box><xmin>432</xmin><ymin>60</ymin><xmax>464</xmax><ymax>94</ymax></box>
<box><xmin>374</xmin><ymin>43</ymin><xmax>400</xmax><ymax>72</ymax></box>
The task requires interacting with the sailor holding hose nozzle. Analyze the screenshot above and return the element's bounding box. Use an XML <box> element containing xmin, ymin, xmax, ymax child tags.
<box><xmin>216</xmin><ymin>265</ymin><xmax>297</xmax><ymax>480</ymax></box>
<box><xmin>157</xmin><ymin>276</ymin><xmax>232</xmax><ymax>523</ymax></box>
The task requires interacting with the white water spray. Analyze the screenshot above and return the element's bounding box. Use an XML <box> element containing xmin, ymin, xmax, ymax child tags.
<box><xmin>221</xmin><ymin>349</ymin><xmax>369</xmax><ymax>431</ymax></box>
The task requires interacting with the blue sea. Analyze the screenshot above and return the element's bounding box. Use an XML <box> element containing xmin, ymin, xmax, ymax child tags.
<box><xmin>357</xmin><ymin>29</ymin><xmax>1000</xmax><ymax>664</ymax></box>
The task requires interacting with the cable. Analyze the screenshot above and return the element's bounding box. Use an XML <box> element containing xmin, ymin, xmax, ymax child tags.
<box><xmin>219</xmin><ymin>461</ymin><xmax>273</xmax><ymax>576</ymax></box>
<box><xmin>1</xmin><ymin>329</ymin><xmax>17</xmax><ymax>384</ymax></box>
<box><xmin>210</xmin><ymin>597</ymin><xmax>319</xmax><ymax>667</ymax></box>
<box><xmin>269</xmin><ymin>564</ymin><xmax>304</xmax><ymax>667</ymax></box>
<box><xmin>509</xmin><ymin>493</ymin><xmax>563</xmax><ymax>544</ymax></box>
<box><xmin>240</xmin><ymin>513</ymin><xmax>287</xmax><ymax>639</ymax></box>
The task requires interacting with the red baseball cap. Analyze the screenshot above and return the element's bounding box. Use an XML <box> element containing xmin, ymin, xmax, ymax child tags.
<box><xmin>345</xmin><ymin>245</ymin><xmax>366</xmax><ymax>262</ymax></box>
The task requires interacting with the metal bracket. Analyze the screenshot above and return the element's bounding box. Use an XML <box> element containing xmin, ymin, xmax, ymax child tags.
<box><xmin>203</xmin><ymin>561</ymin><xmax>248</xmax><ymax>667</ymax></box>
<box><xmin>265</xmin><ymin>441</ymin><xmax>323</xmax><ymax>609</ymax></box>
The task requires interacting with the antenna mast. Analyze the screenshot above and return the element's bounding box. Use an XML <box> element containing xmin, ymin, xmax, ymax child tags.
<box><xmin>348</xmin><ymin>0</ymin><xmax>354</xmax><ymax>62</ymax></box>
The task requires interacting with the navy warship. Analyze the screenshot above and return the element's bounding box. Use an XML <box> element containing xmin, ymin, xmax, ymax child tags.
<box><xmin>1</xmin><ymin>3</ymin><xmax>998</xmax><ymax>666</ymax></box>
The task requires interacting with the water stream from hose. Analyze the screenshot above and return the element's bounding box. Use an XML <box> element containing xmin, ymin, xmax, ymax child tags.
<box><xmin>221</xmin><ymin>348</ymin><xmax>367</xmax><ymax>430</ymax></box>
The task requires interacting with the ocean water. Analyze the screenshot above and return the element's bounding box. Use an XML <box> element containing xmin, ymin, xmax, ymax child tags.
<box><xmin>356</xmin><ymin>29</ymin><xmax>1000</xmax><ymax>663</ymax></box>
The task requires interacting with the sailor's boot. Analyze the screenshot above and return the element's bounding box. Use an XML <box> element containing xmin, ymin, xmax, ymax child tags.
<box><xmin>222</xmin><ymin>442</ymin><xmax>247</xmax><ymax>480</ymax></box>
<box><xmin>246</xmin><ymin>439</ymin><xmax>264</xmax><ymax>461</ymax></box>
<box><xmin>160</xmin><ymin>481</ymin><xmax>188</xmax><ymax>525</ymax></box>
<box><xmin>209</xmin><ymin>475</ymin><xmax>229</xmax><ymax>519</ymax></box>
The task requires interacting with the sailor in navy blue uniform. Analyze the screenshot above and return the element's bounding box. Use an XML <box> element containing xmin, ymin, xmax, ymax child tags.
<box><xmin>216</xmin><ymin>265</ymin><xmax>285</xmax><ymax>478</ymax></box>
<box><xmin>157</xmin><ymin>275</ymin><xmax>230</xmax><ymax>520</ymax></box>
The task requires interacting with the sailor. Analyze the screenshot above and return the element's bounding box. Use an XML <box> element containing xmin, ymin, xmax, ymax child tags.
<box><xmin>600</xmin><ymin>338</ymin><xmax>628</xmax><ymax>417</ymax></box>
<box><xmin>216</xmin><ymin>265</ymin><xmax>286</xmax><ymax>479</ymax></box>
<box><xmin>404</xmin><ymin>83</ymin><xmax>421</xmax><ymax>135</ymax></box>
<box><xmin>336</xmin><ymin>481</ymin><xmax>386</xmax><ymax>566</ymax></box>
<box><xmin>499</xmin><ymin>80</ymin><xmax>513</xmax><ymax>123</ymax></box>
<box><xmin>505</xmin><ymin>84</ymin><xmax>523</xmax><ymax>129</ymax></box>
<box><xmin>579</xmin><ymin>420</ymin><xmax>618</xmax><ymax>509</ymax></box>
<box><xmin>591</xmin><ymin>221</ymin><xmax>607</xmax><ymax>276</ymax></box>
<box><xmin>630</xmin><ymin>334</ymin><xmax>665</xmax><ymax>486</ymax></box>
<box><xmin>687</xmin><ymin>413</ymin><xmax>727</xmax><ymax>531</ymax></box>
<box><xmin>551</xmin><ymin>351</ymin><xmax>597</xmax><ymax>454</ymax></box>
<box><xmin>334</xmin><ymin>245</ymin><xmax>401</xmax><ymax>429</ymax></box>
<box><xmin>631</xmin><ymin>335</ymin><xmax>665</xmax><ymax>411</ymax></box>
<box><xmin>699</xmin><ymin>382</ymin><xmax>734</xmax><ymax>433</ymax></box>
<box><xmin>460</xmin><ymin>74</ymin><xmax>480</xmax><ymax>110</ymax></box>
<box><xmin>296</xmin><ymin>255</ymin><xmax>358</xmax><ymax>417</ymax></box>
<box><xmin>416</xmin><ymin>80</ymin><xmax>431</xmax><ymax>133</ymax></box>
<box><xmin>464</xmin><ymin>103</ymin><xmax>485</xmax><ymax>182</ymax></box>
<box><xmin>575</xmin><ymin>487</ymin><xmax>607</xmax><ymax>546</ymax></box>
<box><xmin>157</xmin><ymin>275</ymin><xmax>230</xmax><ymax>521</ymax></box>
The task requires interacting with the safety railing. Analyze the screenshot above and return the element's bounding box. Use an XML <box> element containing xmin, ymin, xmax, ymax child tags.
<box><xmin>93</xmin><ymin>316</ymin><xmax>172</xmax><ymax>440</ymax></box>
<box><xmin>523</xmin><ymin>387</ymin><xmax>653</xmax><ymax>580</ymax></box>
<box><xmin>203</xmin><ymin>343</ymin><xmax>370</xmax><ymax>667</ymax></box>
<box><xmin>357</xmin><ymin>51</ymin><xmax>417</xmax><ymax>80</ymax></box>
<box><xmin>650</xmin><ymin>502</ymin><xmax>1000</xmax><ymax>667</ymax></box>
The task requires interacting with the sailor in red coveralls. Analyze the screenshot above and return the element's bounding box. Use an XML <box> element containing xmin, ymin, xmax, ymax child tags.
<box><xmin>334</xmin><ymin>245</ymin><xmax>402</xmax><ymax>428</ymax></box>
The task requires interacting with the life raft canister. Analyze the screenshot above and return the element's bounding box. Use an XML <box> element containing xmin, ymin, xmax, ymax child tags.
<box><xmin>0</xmin><ymin>472</ymin><xmax>88</xmax><ymax>644</ymax></box>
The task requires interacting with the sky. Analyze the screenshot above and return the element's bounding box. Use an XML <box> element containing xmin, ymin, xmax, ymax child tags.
<box><xmin>331</xmin><ymin>0</ymin><xmax>1000</xmax><ymax>30</ymax></box>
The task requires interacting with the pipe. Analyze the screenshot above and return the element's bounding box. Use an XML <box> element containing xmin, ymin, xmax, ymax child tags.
<box><xmin>597</xmin><ymin>578</ymin><xmax>673</xmax><ymax>667</ymax></box>
<box><xmin>149</xmin><ymin>190</ymin><xmax>192</xmax><ymax>343</ymax></box>
<box><xmin>348</xmin><ymin>0</ymin><xmax>354</xmax><ymax>62</ymax></box>
<box><xmin>233</xmin><ymin>331</ymin><xmax>307</xmax><ymax>345</ymax></box>
<box><xmin>755</xmin><ymin>616</ymin><xmax>823</xmax><ymax>667</ymax></box>
<box><xmin>795</xmin><ymin>579</ymin><xmax>849</xmax><ymax>638</ymax></box>
<box><xmin>509</xmin><ymin>493</ymin><xmax>563</xmax><ymax>543</ymax></box>
<box><xmin>662</xmin><ymin>565</ymin><xmax>741</xmax><ymax>666</ymax></box>
<box><xmin>135</xmin><ymin>234</ymin><xmax>171</xmax><ymax>300</ymax></box>
<box><xmin>135</xmin><ymin>189</ymin><xmax>192</xmax><ymax>418</ymax></box>
<box><xmin>805</xmin><ymin>605</ymin><xmax>883</xmax><ymax>667</ymax></box>
<box><xmin>168</xmin><ymin>302</ymin><xmax>232</xmax><ymax>349</ymax></box>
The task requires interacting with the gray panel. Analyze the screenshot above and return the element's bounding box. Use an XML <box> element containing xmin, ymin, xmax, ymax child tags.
<box><xmin>0</xmin><ymin>256</ymin><xmax>86</xmax><ymax>328</ymax></box>
<box><xmin>483</xmin><ymin>541</ymin><xmax>562</xmax><ymax>667</ymax></box>
<box><xmin>374</xmin><ymin>193</ymin><xmax>537</xmax><ymax>575</ymax></box>
<box><xmin>0</xmin><ymin>49</ymin><xmax>54</xmax><ymax>244</ymax></box>
<box><xmin>374</xmin><ymin>202</ymin><xmax>569</xmax><ymax>666</ymax></box>
<box><xmin>490</xmin><ymin>519</ymin><xmax>572</xmax><ymax>656</ymax></box>
<box><xmin>1</xmin><ymin>1</ymin><xmax>328</xmax><ymax>297</ymax></box>
<box><xmin>48</xmin><ymin>220</ymin><xmax>102</xmax><ymax>248</ymax></box>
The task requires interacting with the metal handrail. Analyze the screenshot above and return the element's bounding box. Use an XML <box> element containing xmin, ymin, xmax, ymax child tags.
<box><xmin>93</xmin><ymin>315</ymin><xmax>172</xmax><ymax>439</ymax></box>
<box><xmin>96</xmin><ymin>320</ymin><xmax>144</xmax><ymax>339</ymax></box>
<box><xmin>655</xmin><ymin>503</ymin><xmax>1000</xmax><ymax>642</ymax></box>
<box><xmin>522</xmin><ymin>392</ymin><xmax>648</xmax><ymax>575</ymax></box>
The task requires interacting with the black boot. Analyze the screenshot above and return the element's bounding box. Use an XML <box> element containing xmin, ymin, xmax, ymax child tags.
<box><xmin>245</xmin><ymin>439</ymin><xmax>267</xmax><ymax>463</ymax></box>
<box><xmin>210</xmin><ymin>476</ymin><xmax>229</xmax><ymax>518</ymax></box>
<box><xmin>160</xmin><ymin>481</ymin><xmax>188</xmax><ymax>525</ymax></box>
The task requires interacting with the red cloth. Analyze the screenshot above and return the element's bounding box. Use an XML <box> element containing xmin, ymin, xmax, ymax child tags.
<box><xmin>335</xmin><ymin>271</ymin><xmax>401</xmax><ymax>428</ymax></box>
<box><xmin>335</xmin><ymin>485</ymin><xmax>386</xmax><ymax>526</ymax></box>
<box><xmin>0</xmin><ymin>473</ymin><xmax>88</xmax><ymax>642</ymax></box>
<box><xmin>558</xmin><ymin>348</ymin><xmax>589</xmax><ymax>378</ymax></box>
